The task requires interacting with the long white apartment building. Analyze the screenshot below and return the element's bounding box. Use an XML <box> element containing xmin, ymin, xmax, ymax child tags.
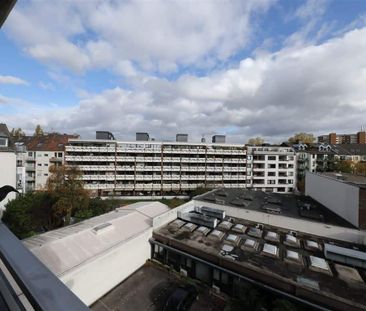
<box><xmin>65</xmin><ymin>132</ymin><xmax>296</xmax><ymax>196</ymax></box>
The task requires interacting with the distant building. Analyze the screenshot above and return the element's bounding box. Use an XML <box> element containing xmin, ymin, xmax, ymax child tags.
<box><xmin>318</xmin><ymin>130</ymin><xmax>366</xmax><ymax>144</ymax></box>
<box><xmin>294</xmin><ymin>143</ymin><xmax>366</xmax><ymax>179</ymax></box>
<box><xmin>0</xmin><ymin>124</ymin><xmax>16</xmax><ymax>212</ymax></box>
<box><xmin>306</xmin><ymin>172</ymin><xmax>366</xmax><ymax>230</ymax></box>
<box><xmin>65</xmin><ymin>132</ymin><xmax>296</xmax><ymax>196</ymax></box>
<box><xmin>16</xmin><ymin>133</ymin><xmax>79</xmax><ymax>192</ymax></box>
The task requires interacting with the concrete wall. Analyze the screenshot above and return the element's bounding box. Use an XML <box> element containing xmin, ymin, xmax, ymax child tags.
<box><xmin>0</xmin><ymin>152</ymin><xmax>16</xmax><ymax>212</ymax></box>
<box><xmin>305</xmin><ymin>172</ymin><xmax>360</xmax><ymax>228</ymax></box>
<box><xmin>60</xmin><ymin>229</ymin><xmax>152</xmax><ymax>306</ymax></box>
<box><xmin>192</xmin><ymin>200</ymin><xmax>366</xmax><ymax>245</ymax></box>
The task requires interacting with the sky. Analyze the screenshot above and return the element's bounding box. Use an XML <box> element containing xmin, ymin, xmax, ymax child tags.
<box><xmin>1</xmin><ymin>0</ymin><xmax>366</xmax><ymax>143</ymax></box>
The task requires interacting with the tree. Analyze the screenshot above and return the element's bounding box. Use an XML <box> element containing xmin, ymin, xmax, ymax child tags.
<box><xmin>2</xmin><ymin>192</ymin><xmax>58</xmax><ymax>238</ymax></box>
<box><xmin>333</xmin><ymin>160</ymin><xmax>353</xmax><ymax>174</ymax></box>
<box><xmin>247</xmin><ymin>137</ymin><xmax>264</xmax><ymax>145</ymax></box>
<box><xmin>34</xmin><ymin>124</ymin><xmax>44</xmax><ymax>137</ymax></box>
<box><xmin>354</xmin><ymin>162</ymin><xmax>366</xmax><ymax>176</ymax></box>
<box><xmin>10</xmin><ymin>128</ymin><xmax>25</xmax><ymax>140</ymax></box>
<box><xmin>288</xmin><ymin>132</ymin><xmax>315</xmax><ymax>144</ymax></box>
<box><xmin>47</xmin><ymin>165</ymin><xmax>89</xmax><ymax>225</ymax></box>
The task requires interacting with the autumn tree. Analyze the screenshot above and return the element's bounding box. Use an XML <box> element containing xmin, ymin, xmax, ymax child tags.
<box><xmin>10</xmin><ymin>128</ymin><xmax>25</xmax><ymax>140</ymax></box>
<box><xmin>288</xmin><ymin>132</ymin><xmax>315</xmax><ymax>144</ymax></box>
<box><xmin>47</xmin><ymin>165</ymin><xmax>89</xmax><ymax>225</ymax></box>
<box><xmin>333</xmin><ymin>160</ymin><xmax>354</xmax><ymax>174</ymax></box>
<box><xmin>34</xmin><ymin>124</ymin><xmax>44</xmax><ymax>137</ymax></box>
<box><xmin>354</xmin><ymin>162</ymin><xmax>366</xmax><ymax>176</ymax></box>
<box><xmin>247</xmin><ymin>137</ymin><xmax>264</xmax><ymax>145</ymax></box>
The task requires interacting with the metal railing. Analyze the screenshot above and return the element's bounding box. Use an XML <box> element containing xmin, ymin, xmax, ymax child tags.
<box><xmin>0</xmin><ymin>223</ymin><xmax>89</xmax><ymax>311</ymax></box>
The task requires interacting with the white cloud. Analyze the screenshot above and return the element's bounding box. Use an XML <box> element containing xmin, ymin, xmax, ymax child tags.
<box><xmin>2</xmin><ymin>14</ymin><xmax>366</xmax><ymax>143</ymax></box>
<box><xmin>0</xmin><ymin>75</ymin><xmax>28</xmax><ymax>85</ymax></box>
<box><xmin>4</xmin><ymin>0</ymin><xmax>273</xmax><ymax>74</ymax></box>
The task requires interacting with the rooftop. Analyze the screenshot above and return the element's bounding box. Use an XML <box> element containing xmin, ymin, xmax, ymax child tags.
<box><xmin>195</xmin><ymin>188</ymin><xmax>354</xmax><ymax>228</ymax></box>
<box><xmin>23</xmin><ymin>201</ymin><xmax>170</xmax><ymax>277</ymax></box>
<box><xmin>20</xmin><ymin>133</ymin><xmax>79</xmax><ymax>152</ymax></box>
<box><xmin>319</xmin><ymin>172</ymin><xmax>366</xmax><ymax>187</ymax></box>
<box><xmin>153</xmin><ymin>214</ymin><xmax>366</xmax><ymax>310</ymax></box>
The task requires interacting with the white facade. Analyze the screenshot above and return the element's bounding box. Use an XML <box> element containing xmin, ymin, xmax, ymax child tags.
<box><xmin>247</xmin><ymin>146</ymin><xmax>296</xmax><ymax>193</ymax></box>
<box><xmin>305</xmin><ymin>172</ymin><xmax>360</xmax><ymax>228</ymax></box>
<box><xmin>23</xmin><ymin>201</ymin><xmax>172</xmax><ymax>306</ymax></box>
<box><xmin>65</xmin><ymin>140</ymin><xmax>296</xmax><ymax>195</ymax></box>
<box><xmin>21</xmin><ymin>150</ymin><xmax>64</xmax><ymax>192</ymax></box>
<box><xmin>0</xmin><ymin>152</ymin><xmax>17</xmax><ymax>211</ymax></box>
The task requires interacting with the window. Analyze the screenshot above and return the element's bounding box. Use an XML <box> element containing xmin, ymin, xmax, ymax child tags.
<box><xmin>44</xmin><ymin>163</ymin><xmax>48</xmax><ymax>166</ymax></box>
<box><xmin>268</xmin><ymin>164</ymin><xmax>276</xmax><ymax>169</ymax></box>
<box><xmin>0</xmin><ymin>137</ymin><xmax>8</xmax><ymax>146</ymax></box>
<box><xmin>28</xmin><ymin>152</ymin><xmax>33</xmax><ymax>156</ymax></box>
<box><xmin>268</xmin><ymin>172</ymin><xmax>276</xmax><ymax>176</ymax></box>
<box><xmin>267</xmin><ymin>180</ymin><xmax>276</xmax><ymax>184</ymax></box>
<box><xmin>44</xmin><ymin>174</ymin><xmax>48</xmax><ymax>176</ymax></box>
<box><xmin>37</xmin><ymin>163</ymin><xmax>42</xmax><ymax>166</ymax></box>
<box><xmin>58</xmin><ymin>152</ymin><xmax>62</xmax><ymax>157</ymax></box>
<box><xmin>267</xmin><ymin>156</ymin><xmax>276</xmax><ymax>161</ymax></box>
<box><xmin>44</xmin><ymin>153</ymin><xmax>48</xmax><ymax>157</ymax></box>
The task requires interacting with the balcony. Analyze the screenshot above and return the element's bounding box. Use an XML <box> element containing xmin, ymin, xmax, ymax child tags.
<box><xmin>50</xmin><ymin>157</ymin><xmax>62</xmax><ymax>163</ymax></box>
<box><xmin>0</xmin><ymin>223</ymin><xmax>88</xmax><ymax>311</ymax></box>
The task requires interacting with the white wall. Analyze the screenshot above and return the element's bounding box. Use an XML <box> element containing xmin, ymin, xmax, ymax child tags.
<box><xmin>0</xmin><ymin>152</ymin><xmax>17</xmax><ymax>212</ymax></box>
<box><xmin>305</xmin><ymin>172</ymin><xmax>360</xmax><ymax>228</ymax></box>
<box><xmin>60</xmin><ymin>229</ymin><xmax>152</xmax><ymax>306</ymax></box>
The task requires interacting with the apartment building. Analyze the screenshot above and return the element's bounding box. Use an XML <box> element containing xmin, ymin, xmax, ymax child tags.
<box><xmin>318</xmin><ymin>129</ymin><xmax>366</xmax><ymax>144</ymax></box>
<box><xmin>247</xmin><ymin>145</ymin><xmax>296</xmax><ymax>192</ymax></box>
<box><xmin>0</xmin><ymin>124</ymin><xmax>16</xmax><ymax>211</ymax></box>
<box><xmin>65</xmin><ymin>133</ymin><xmax>296</xmax><ymax>196</ymax></box>
<box><xmin>294</xmin><ymin>143</ymin><xmax>366</xmax><ymax>181</ymax></box>
<box><xmin>17</xmin><ymin>133</ymin><xmax>79</xmax><ymax>192</ymax></box>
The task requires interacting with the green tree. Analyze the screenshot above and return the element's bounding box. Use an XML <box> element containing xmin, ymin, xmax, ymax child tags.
<box><xmin>247</xmin><ymin>137</ymin><xmax>264</xmax><ymax>145</ymax></box>
<box><xmin>2</xmin><ymin>192</ymin><xmax>58</xmax><ymax>238</ymax></box>
<box><xmin>34</xmin><ymin>124</ymin><xmax>44</xmax><ymax>137</ymax></box>
<box><xmin>288</xmin><ymin>133</ymin><xmax>315</xmax><ymax>144</ymax></box>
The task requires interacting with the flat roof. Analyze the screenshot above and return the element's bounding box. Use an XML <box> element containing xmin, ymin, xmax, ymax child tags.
<box><xmin>195</xmin><ymin>188</ymin><xmax>354</xmax><ymax>228</ymax></box>
<box><xmin>23</xmin><ymin>202</ymin><xmax>170</xmax><ymax>276</ymax></box>
<box><xmin>153</xmin><ymin>215</ymin><xmax>366</xmax><ymax>310</ymax></box>
<box><xmin>319</xmin><ymin>172</ymin><xmax>366</xmax><ymax>187</ymax></box>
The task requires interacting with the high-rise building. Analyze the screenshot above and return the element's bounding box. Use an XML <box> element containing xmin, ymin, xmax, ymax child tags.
<box><xmin>318</xmin><ymin>130</ymin><xmax>366</xmax><ymax>144</ymax></box>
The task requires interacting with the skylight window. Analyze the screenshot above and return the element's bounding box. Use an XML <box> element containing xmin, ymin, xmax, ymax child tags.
<box><xmin>262</xmin><ymin>243</ymin><xmax>278</xmax><ymax>257</ymax></box>
<box><xmin>286</xmin><ymin>250</ymin><xmax>300</xmax><ymax>261</ymax></box>
<box><xmin>244</xmin><ymin>239</ymin><xmax>255</xmax><ymax>247</ymax></box>
<box><xmin>309</xmin><ymin>256</ymin><xmax>329</xmax><ymax>271</ymax></box>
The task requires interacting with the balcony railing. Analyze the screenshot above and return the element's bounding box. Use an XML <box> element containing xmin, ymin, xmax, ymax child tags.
<box><xmin>0</xmin><ymin>223</ymin><xmax>89</xmax><ymax>311</ymax></box>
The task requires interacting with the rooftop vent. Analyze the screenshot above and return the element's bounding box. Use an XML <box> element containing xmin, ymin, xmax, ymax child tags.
<box><xmin>212</xmin><ymin>135</ymin><xmax>226</xmax><ymax>143</ymax></box>
<box><xmin>178</xmin><ymin>211</ymin><xmax>218</xmax><ymax>228</ymax></box>
<box><xmin>176</xmin><ymin>133</ymin><xmax>188</xmax><ymax>142</ymax></box>
<box><xmin>136</xmin><ymin>132</ymin><xmax>149</xmax><ymax>141</ymax></box>
<box><xmin>92</xmin><ymin>223</ymin><xmax>113</xmax><ymax>235</ymax></box>
<box><xmin>195</xmin><ymin>206</ymin><xmax>225</xmax><ymax>220</ymax></box>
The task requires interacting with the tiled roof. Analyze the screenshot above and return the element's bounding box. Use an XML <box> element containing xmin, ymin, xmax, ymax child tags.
<box><xmin>23</xmin><ymin>133</ymin><xmax>79</xmax><ymax>151</ymax></box>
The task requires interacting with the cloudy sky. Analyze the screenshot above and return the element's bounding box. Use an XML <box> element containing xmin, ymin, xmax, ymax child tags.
<box><xmin>1</xmin><ymin>0</ymin><xmax>366</xmax><ymax>143</ymax></box>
